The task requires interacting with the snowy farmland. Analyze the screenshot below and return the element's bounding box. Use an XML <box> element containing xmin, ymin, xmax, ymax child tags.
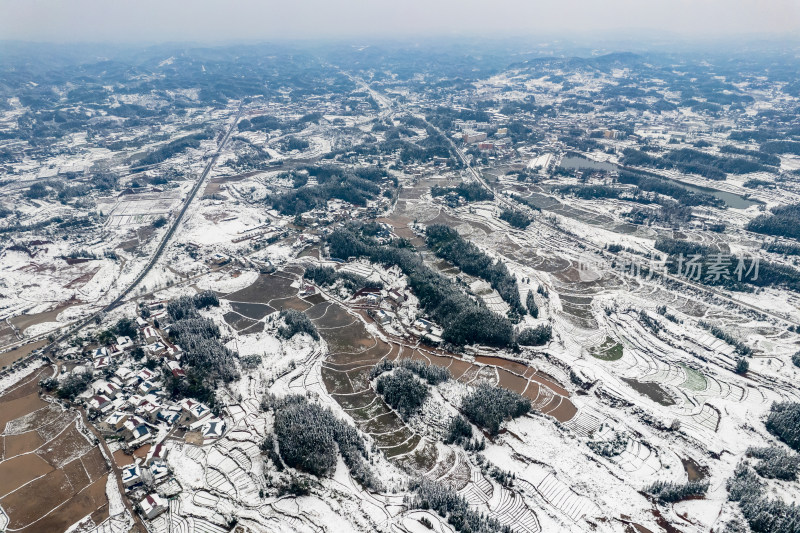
<box><xmin>3</xmin><ymin>40</ymin><xmax>800</xmax><ymax>533</ymax></box>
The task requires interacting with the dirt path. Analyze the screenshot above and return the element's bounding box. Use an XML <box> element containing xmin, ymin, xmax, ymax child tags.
<box><xmin>78</xmin><ymin>408</ymin><xmax>146</xmax><ymax>533</ymax></box>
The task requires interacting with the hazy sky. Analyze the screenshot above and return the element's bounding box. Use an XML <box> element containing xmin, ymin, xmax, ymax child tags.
<box><xmin>1</xmin><ymin>0</ymin><xmax>798</xmax><ymax>43</ymax></box>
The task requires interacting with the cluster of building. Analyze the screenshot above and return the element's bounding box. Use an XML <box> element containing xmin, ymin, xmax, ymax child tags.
<box><xmin>352</xmin><ymin>270</ymin><xmax>445</xmax><ymax>343</ymax></box>
<box><xmin>457</xmin><ymin>119</ymin><xmax>512</xmax><ymax>154</ymax></box>
<box><xmin>76</xmin><ymin>306</ymin><xmax>229</xmax><ymax>518</ymax></box>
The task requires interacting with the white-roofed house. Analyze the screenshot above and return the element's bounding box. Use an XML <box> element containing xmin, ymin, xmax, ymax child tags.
<box><xmin>103</xmin><ymin>411</ymin><xmax>129</xmax><ymax>432</ymax></box>
<box><xmin>195</xmin><ymin>417</ymin><xmax>225</xmax><ymax>442</ymax></box>
<box><xmin>116</xmin><ymin>336</ymin><xmax>134</xmax><ymax>350</ymax></box>
<box><xmin>140</xmin><ymin>494</ymin><xmax>167</xmax><ymax>519</ymax></box>
<box><xmin>137</xmin><ymin>380</ymin><xmax>159</xmax><ymax>396</ymax></box>
<box><xmin>121</xmin><ymin>464</ymin><xmax>142</xmax><ymax>488</ymax></box>
<box><xmin>148</xmin><ymin>460</ymin><xmax>170</xmax><ymax>483</ymax></box>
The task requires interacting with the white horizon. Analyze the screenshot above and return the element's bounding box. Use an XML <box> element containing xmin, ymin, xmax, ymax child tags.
<box><xmin>1</xmin><ymin>0</ymin><xmax>798</xmax><ymax>44</ymax></box>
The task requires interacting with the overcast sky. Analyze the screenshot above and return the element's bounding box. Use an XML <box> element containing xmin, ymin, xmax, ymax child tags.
<box><xmin>1</xmin><ymin>0</ymin><xmax>798</xmax><ymax>43</ymax></box>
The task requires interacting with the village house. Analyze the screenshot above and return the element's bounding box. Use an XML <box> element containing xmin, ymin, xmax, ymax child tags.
<box><xmin>102</xmin><ymin>411</ymin><xmax>128</xmax><ymax>432</ymax></box>
<box><xmin>135</xmin><ymin>400</ymin><xmax>161</xmax><ymax>422</ymax></box>
<box><xmin>95</xmin><ymin>381</ymin><xmax>121</xmax><ymax>399</ymax></box>
<box><xmin>115</xmin><ymin>367</ymin><xmax>137</xmax><ymax>387</ymax></box>
<box><xmin>116</xmin><ymin>336</ymin><xmax>134</xmax><ymax>350</ymax></box>
<box><xmin>145</xmin><ymin>341</ymin><xmax>166</xmax><ymax>356</ymax></box>
<box><xmin>373</xmin><ymin>309</ymin><xmax>391</xmax><ymax>325</ymax></box>
<box><xmin>129</xmin><ymin>425</ymin><xmax>151</xmax><ymax>446</ymax></box>
<box><xmin>413</xmin><ymin>318</ymin><xmax>433</xmax><ymax>333</ymax></box>
<box><xmin>166</xmin><ymin>360</ymin><xmax>186</xmax><ymax>379</ymax></box>
<box><xmin>387</xmin><ymin>289</ymin><xmax>404</xmax><ymax>304</ymax></box>
<box><xmin>180</xmin><ymin>399</ymin><xmax>212</xmax><ymax>422</ymax></box>
<box><xmin>140</xmin><ymin>494</ymin><xmax>168</xmax><ymax>519</ymax></box>
<box><xmin>108</xmin><ymin>344</ymin><xmax>125</xmax><ymax>357</ymax></box>
<box><xmin>137</xmin><ymin>380</ymin><xmax>159</xmax><ymax>396</ymax></box>
<box><xmin>194</xmin><ymin>417</ymin><xmax>225</xmax><ymax>442</ymax></box>
<box><xmin>142</xmin><ymin>327</ymin><xmax>159</xmax><ymax>344</ymax></box>
<box><xmin>149</xmin><ymin>460</ymin><xmax>170</xmax><ymax>483</ymax></box>
<box><xmin>136</xmin><ymin>368</ymin><xmax>157</xmax><ymax>383</ymax></box>
<box><xmin>165</xmin><ymin>342</ymin><xmax>182</xmax><ymax>359</ymax></box>
<box><xmin>123</xmin><ymin>416</ymin><xmax>151</xmax><ymax>443</ymax></box>
<box><xmin>92</xmin><ymin>347</ymin><xmax>109</xmax><ymax>359</ymax></box>
<box><xmin>121</xmin><ymin>464</ymin><xmax>142</xmax><ymax>488</ymax></box>
<box><xmin>88</xmin><ymin>394</ymin><xmax>112</xmax><ymax>413</ymax></box>
<box><xmin>146</xmin><ymin>442</ymin><xmax>168</xmax><ymax>466</ymax></box>
<box><xmin>299</xmin><ymin>284</ymin><xmax>316</xmax><ymax>296</ymax></box>
<box><xmin>157</xmin><ymin>408</ymin><xmax>180</xmax><ymax>426</ymax></box>
<box><xmin>125</xmin><ymin>394</ymin><xmax>146</xmax><ymax>410</ymax></box>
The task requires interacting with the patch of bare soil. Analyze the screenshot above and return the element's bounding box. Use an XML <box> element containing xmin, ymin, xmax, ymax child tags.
<box><xmin>0</xmin><ymin>339</ymin><xmax>49</xmax><ymax>368</ymax></box>
<box><xmin>36</xmin><ymin>423</ymin><xmax>94</xmax><ymax>468</ymax></box>
<box><xmin>64</xmin><ymin>267</ymin><xmax>100</xmax><ymax>289</ymax></box>
<box><xmin>0</xmin><ymin>394</ymin><xmax>48</xmax><ymax>433</ymax></box>
<box><xmin>0</xmin><ymin>367</ymin><xmax>110</xmax><ymax>531</ymax></box>
<box><xmin>0</xmin><ymin>453</ymin><xmax>53</xmax><ymax>496</ymax></box>
<box><xmin>3</xmin><ymin>431</ymin><xmax>45</xmax><ymax>458</ymax></box>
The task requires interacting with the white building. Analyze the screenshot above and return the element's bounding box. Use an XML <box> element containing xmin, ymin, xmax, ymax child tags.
<box><xmin>140</xmin><ymin>494</ymin><xmax>167</xmax><ymax>519</ymax></box>
<box><xmin>121</xmin><ymin>464</ymin><xmax>142</xmax><ymax>488</ymax></box>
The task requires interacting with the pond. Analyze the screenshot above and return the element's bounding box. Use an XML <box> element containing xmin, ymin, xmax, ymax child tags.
<box><xmin>621</xmin><ymin>377</ymin><xmax>676</xmax><ymax>406</ymax></box>
<box><xmin>559</xmin><ymin>155</ymin><xmax>760</xmax><ymax>209</ymax></box>
<box><xmin>669</xmin><ymin>178</ymin><xmax>760</xmax><ymax>209</ymax></box>
<box><xmin>560</xmin><ymin>155</ymin><xmax>617</xmax><ymax>172</ymax></box>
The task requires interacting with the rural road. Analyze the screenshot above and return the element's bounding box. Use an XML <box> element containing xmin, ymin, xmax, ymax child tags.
<box><xmin>424</xmin><ymin>108</ymin><xmax>800</xmax><ymax>329</ymax></box>
<box><xmin>104</xmin><ymin>106</ymin><xmax>243</xmax><ymax>311</ymax></box>
<box><xmin>2</xmin><ymin>107</ymin><xmax>242</xmax><ymax>367</ymax></box>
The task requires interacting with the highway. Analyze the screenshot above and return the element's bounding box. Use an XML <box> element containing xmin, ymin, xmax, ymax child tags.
<box><xmin>2</xmin><ymin>107</ymin><xmax>242</xmax><ymax>360</ymax></box>
<box><xmin>103</xmin><ymin>107</ymin><xmax>242</xmax><ymax>311</ymax></box>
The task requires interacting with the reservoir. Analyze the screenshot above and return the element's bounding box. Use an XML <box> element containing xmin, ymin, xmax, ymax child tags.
<box><xmin>559</xmin><ymin>154</ymin><xmax>760</xmax><ymax>209</ymax></box>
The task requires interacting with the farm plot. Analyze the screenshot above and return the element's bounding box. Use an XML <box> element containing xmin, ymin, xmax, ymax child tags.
<box><xmin>601</xmin><ymin>310</ymin><xmax>745</xmax><ymax>426</ymax></box>
<box><xmin>427</xmin><ymin>449</ymin><xmax>542</xmax><ymax>533</ymax></box>
<box><xmin>678</xmin><ymin>363</ymin><xmax>707</xmax><ymax>392</ymax></box>
<box><xmin>521</xmin><ymin>466</ymin><xmax>601</xmax><ymax>524</ymax></box>
<box><xmin>102</xmin><ymin>190</ymin><xmax>182</xmax><ymax>228</ymax></box>
<box><xmin>230</xmin><ymin>301</ymin><xmax>274</xmax><ymax>320</ymax></box>
<box><xmin>311</xmin><ymin>302</ymin><xmax>430</xmax><ymax>461</ymax></box>
<box><xmin>218</xmin><ymin>270</ymin><xmax>434</xmax><ymax>465</ymax></box>
<box><xmin>621</xmin><ymin>378</ymin><xmax>676</xmax><ymax>407</ymax></box>
<box><xmin>161</xmin><ymin>392</ymin><xmax>327</xmax><ymax>531</ymax></box>
<box><xmin>490</xmin><ymin>486</ymin><xmax>541</xmax><ymax>533</ymax></box>
<box><xmin>223</xmin><ymin>273</ymin><xmax>297</xmax><ymax>303</ymax></box>
<box><xmin>222</xmin><ymin>311</ymin><xmax>259</xmax><ymax>332</ymax></box>
<box><xmin>589</xmin><ymin>337</ymin><xmax>624</xmax><ymax>362</ymax></box>
<box><xmin>0</xmin><ymin>367</ymin><xmax>110</xmax><ymax>533</ymax></box>
<box><xmin>615</xmin><ymin>439</ymin><xmax>662</xmax><ymax>477</ymax></box>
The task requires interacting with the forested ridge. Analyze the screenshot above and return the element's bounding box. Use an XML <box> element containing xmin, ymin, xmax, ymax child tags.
<box><xmin>461</xmin><ymin>383</ymin><xmax>531</xmax><ymax>435</ymax></box>
<box><xmin>655</xmin><ymin>237</ymin><xmax>800</xmax><ymax>292</ymax></box>
<box><xmin>747</xmin><ymin>203</ymin><xmax>800</xmax><ymax>240</ymax></box>
<box><xmin>165</xmin><ymin>292</ymin><xmax>237</xmax><ymax>405</ymax></box>
<box><xmin>327</xmin><ymin>224</ymin><xmax>515</xmax><ymax>347</ymax></box>
<box><xmin>265</xmin><ymin>395</ymin><xmax>382</xmax><ymax>491</ymax></box>
<box><xmin>425</xmin><ymin>224</ymin><xmax>524</xmax><ymax>316</ymax></box>
<box><xmin>621</xmin><ymin>147</ymin><xmax>775</xmax><ymax>180</ymax></box>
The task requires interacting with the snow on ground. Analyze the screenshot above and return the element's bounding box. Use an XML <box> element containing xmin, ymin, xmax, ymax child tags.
<box><xmin>0</xmin><ymin>360</ymin><xmax>46</xmax><ymax>394</ymax></box>
<box><xmin>197</xmin><ymin>269</ymin><xmax>259</xmax><ymax>295</ymax></box>
<box><xmin>527</xmin><ymin>153</ymin><xmax>552</xmax><ymax>170</ymax></box>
